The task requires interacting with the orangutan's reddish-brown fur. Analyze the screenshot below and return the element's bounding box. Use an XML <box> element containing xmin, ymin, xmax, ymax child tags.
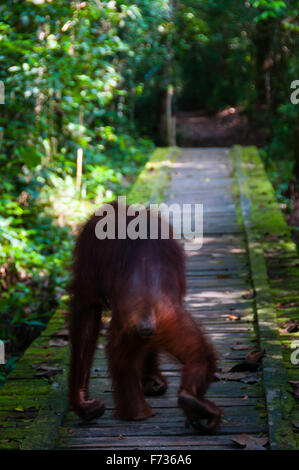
<box><xmin>68</xmin><ymin>202</ymin><xmax>222</xmax><ymax>430</ymax></box>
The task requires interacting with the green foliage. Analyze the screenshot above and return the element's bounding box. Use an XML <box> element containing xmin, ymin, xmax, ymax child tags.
<box><xmin>173</xmin><ymin>0</ymin><xmax>298</xmax><ymax>208</ymax></box>
<box><xmin>174</xmin><ymin>0</ymin><xmax>256</xmax><ymax>110</ymax></box>
<box><xmin>0</xmin><ymin>355</ymin><xmax>19</xmax><ymax>384</ymax></box>
<box><xmin>0</xmin><ymin>0</ymin><xmax>168</xmax><ymax>379</ymax></box>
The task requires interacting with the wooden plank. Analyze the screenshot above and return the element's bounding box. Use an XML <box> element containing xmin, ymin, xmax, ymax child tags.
<box><xmin>67</xmin><ymin>395</ymin><xmax>260</xmax><ymax>409</ymax></box>
<box><xmin>86</xmin><ymin>380</ymin><xmax>263</xmax><ymax>398</ymax></box>
<box><xmin>56</xmin><ymin>434</ymin><xmax>264</xmax><ymax>449</ymax></box>
<box><xmin>58</xmin><ymin>423</ymin><xmax>267</xmax><ymax>439</ymax></box>
<box><xmin>63</xmin><ymin>405</ymin><xmax>266</xmax><ymax>424</ymax></box>
<box><xmin>233</xmin><ymin>145</ymin><xmax>296</xmax><ymax>450</ymax></box>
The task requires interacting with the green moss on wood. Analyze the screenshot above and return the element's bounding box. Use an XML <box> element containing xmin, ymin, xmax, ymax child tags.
<box><xmin>232</xmin><ymin>145</ymin><xmax>298</xmax><ymax>450</ymax></box>
<box><xmin>127</xmin><ymin>147</ymin><xmax>180</xmax><ymax>205</ymax></box>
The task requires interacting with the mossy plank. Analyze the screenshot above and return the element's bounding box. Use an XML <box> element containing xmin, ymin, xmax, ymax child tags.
<box><xmin>127</xmin><ymin>147</ymin><xmax>180</xmax><ymax>205</ymax></box>
<box><xmin>232</xmin><ymin>145</ymin><xmax>297</xmax><ymax>450</ymax></box>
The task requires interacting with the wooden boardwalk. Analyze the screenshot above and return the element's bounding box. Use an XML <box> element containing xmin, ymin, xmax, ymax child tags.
<box><xmin>56</xmin><ymin>148</ymin><xmax>268</xmax><ymax>450</ymax></box>
<box><xmin>2</xmin><ymin>146</ymin><xmax>297</xmax><ymax>450</ymax></box>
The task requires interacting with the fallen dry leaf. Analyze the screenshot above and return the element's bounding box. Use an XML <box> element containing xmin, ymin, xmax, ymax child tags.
<box><xmin>227</xmin><ymin>313</ymin><xmax>240</xmax><ymax>321</ymax></box>
<box><xmin>217</xmin><ymin>273</ymin><xmax>230</xmax><ymax>279</ymax></box>
<box><xmin>14</xmin><ymin>406</ymin><xmax>24</xmax><ymax>412</ymax></box>
<box><xmin>231</xmin><ymin>434</ymin><xmax>268</xmax><ymax>450</ymax></box>
<box><xmin>280</xmin><ymin>320</ymin><xmax>299</xmax><ymax>334</ymax></box>
<box><xmin>242</xmin><ymin>289</ymin><xmax>255</xmax><ymax>299</ymax></box>
<box><xmin>229</xmin><ymin>349</ymin><xmax>265</xmax><ymax>372</ymax></box>
<box><xmin>246</xmin><ymin>349</ymin><xmax>265</xmax><ymax>364</ymax></box>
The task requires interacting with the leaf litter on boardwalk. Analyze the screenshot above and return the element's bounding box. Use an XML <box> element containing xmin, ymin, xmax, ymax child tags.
<box><xmin>227</xmin><ymin>313</ymin><xmax>240</xmax><ymax>321</ymax></box>
<box><xmin>242</xmin><ymin>289</ymin><xmax>255</xmax><ymax>299</ymax></box>
<box><xmin>220</xmin><ymin>349</ymin><xmax>265</xmax><ymax>382</ymax></box>
<box><xmin>229</xmin><ymin>349</ymin><xmax>265</xmax><ymax>372</ymax></box>
<box><xmin>231</xmin><ymin>434</ymin><xmax>268</xmax><ymax>450</ymax></box>
<box><xmin>280</xmin><ymin>320</ymin><xmax>299</xmax><ymax>333</ymax></box>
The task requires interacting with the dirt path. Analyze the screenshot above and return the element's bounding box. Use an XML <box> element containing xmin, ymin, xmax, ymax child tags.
<box><xmin>176</xmin><ymin>111</ymin><xmax>267</xmax><ymax>147</ymax></box>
